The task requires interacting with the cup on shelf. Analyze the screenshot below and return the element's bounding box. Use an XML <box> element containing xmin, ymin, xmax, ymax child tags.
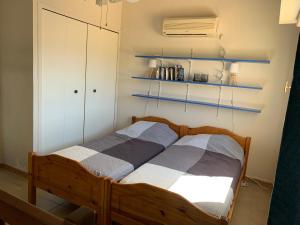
<box><xmin>159</xmin><ymin>67</ymin><xmax>166</xmax><ymax>80</ymax></box>
<box><xmin>177</xmin><ymin>66</ymin><xmax>185</xmax><ymax>81</ymax></box>
<box><xmin>168</xmin><ymin>67</ymin><xmax>175</xmax><ymax>81</ymax></box>
<box><xmin>157</xmin><ymin>65</ymin><xmax>184</xmax><ymax>81</ymax></box>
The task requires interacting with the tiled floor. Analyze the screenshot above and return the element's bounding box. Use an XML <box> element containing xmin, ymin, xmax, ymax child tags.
<box><xmin>0</xmin><ymin>169</ymin><xmax>78</xmax><ymax>216</ymax></box>
<box><xmin>0</xmin><ymin>169</ymin><xmax>272</xmax><ymax>225</ymax></box>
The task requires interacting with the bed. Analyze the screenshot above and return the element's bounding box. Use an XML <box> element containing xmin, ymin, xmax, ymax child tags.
<box><xmin>109</xmin><ymin>117</ymin><xmax>251</xmax><ymax>225</ymax></box>
<box><xmin>28</xmin><ymin>117</ymin><xmax>181</xmax><ymax>225</ymax></box>
<box><xmin>28</xmin><ymin>116</ymin><xmax>250</xmax><ymax>225</ymax></box>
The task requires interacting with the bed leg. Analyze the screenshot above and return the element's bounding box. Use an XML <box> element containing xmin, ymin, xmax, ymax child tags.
<box><xmin>96</xmin><ymin>211</ymin><xmax>108</xmax><ymax>225</ymax></box>
<box><xmin>103</xmin><ymin>179</ymin><xmax>112</xmax><ymax>225</ymax></box>
<box><xmin>96</xmin><ymin>179</ymin><xmax>111</xmax><ymax>225</ymax></box>
<box><xmin>28</xmin><ymin>152</ymin><xmax>36</xmax><ymax>205</ymax></box>
<box><xmin>28</xmin><ymin>180</ymin><xmax>36</xmax><ymax>205</ymax></box>
<box><xmin>96</xmin><ymin>213</ymin><xmax>102</xmax><ymax>225</ymax></box>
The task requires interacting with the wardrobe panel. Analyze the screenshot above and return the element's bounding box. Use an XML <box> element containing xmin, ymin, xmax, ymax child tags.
<box><xmin>84</xmin><ymin>26</ymin><xmax>118</xmax><ymax>142</ymax></box>
<box><xmin>39</xmin><ymin>10</ymin><xmax>87</xmax><ymax>154</ymax></box>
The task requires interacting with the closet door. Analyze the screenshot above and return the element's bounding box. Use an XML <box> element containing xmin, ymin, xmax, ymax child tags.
<box><xmin>84</xmin><ymin>26</ymin><xmax>118</xmax><ymax>142</ymax></box>
<box><xmin>39</xmin><ymin>10</ymin><xmax>87</xmax><ymax>154</ymax></box>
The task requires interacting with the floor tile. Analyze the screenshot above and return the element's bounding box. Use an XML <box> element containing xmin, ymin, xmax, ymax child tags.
<box><xmin>50</xmin><ymin>202</ymin><xmax>79</xmax><ymax>218</ymax></box>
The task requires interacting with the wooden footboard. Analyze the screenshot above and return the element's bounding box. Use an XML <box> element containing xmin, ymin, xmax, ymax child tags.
<box><xmin>110</xmin><ymin>182</ymin><xmax>228</xmax><ymax>225</ymax></box>
<box><xmin>109</xmin><ymin>162</ymin><xmax>249</xmax><ymax>225</ymax></box>
<box><xmin>28</xmin><ymin>152</ymin><xmax>111</xmax><ymax>225</ymax></box>
<box><xmin>0</xmin><ymin>189</ymin><xmax>75</xmax><ymax>225</ymax></box>
<box><xmin>109</xmin><ymin>157</ymin><xmax>249</xmax><ymax>225</ymax></box>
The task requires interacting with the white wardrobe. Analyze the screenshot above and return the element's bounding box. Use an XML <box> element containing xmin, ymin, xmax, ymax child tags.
<box><xmin>38</xmin><ymin>9</ymin><xmax>118</xmax><ymax>154</ymax></box>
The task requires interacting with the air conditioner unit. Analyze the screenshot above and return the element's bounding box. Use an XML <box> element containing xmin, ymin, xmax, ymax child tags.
<box><xmin>162</xmin><ymin>17</ymin><xmax>219</xmax><ymax>37</ymax></box>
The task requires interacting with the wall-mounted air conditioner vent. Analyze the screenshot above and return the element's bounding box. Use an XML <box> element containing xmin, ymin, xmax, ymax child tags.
<box><xmin>163</xmin><ymin>17</ymin><xmax>219</xmax><ymax>37</ymax></box>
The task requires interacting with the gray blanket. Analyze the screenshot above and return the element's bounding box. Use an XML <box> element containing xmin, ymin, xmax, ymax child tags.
<box><xmin>54</xmin><ymin>121</ymin><xmax>178</xmax><ymax>181</ymax></box>
<box><xmin>121</xmin><ymin>134</ymin><xmax>244</xmax><ymax>218</ymax></box>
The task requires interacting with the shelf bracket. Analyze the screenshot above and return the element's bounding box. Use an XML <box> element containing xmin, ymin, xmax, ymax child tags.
<box><xmin>144</xmin><ymin>80</ymin><xmax>153</xmax><ymax>116</ymax></box>
<box><xmin>157</xmin><ymin>81</ymin><xmax>161</xmax><ymax>108</ymax></box>
<box><xmin>188</xmin><ymin>48</ymin><xmax>193</xmax><ymax>81</ymax></box>
<box><xmin>217</xmin><ymin>83</ymin><xmax>222</xmax><ymax>117</ymax></box>
<box><xmin>185</xmin><ymin>84</ymin><xmax>190</xmax><ymax>112</ymax></box>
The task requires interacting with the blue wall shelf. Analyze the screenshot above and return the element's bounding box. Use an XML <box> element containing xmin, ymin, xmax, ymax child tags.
<box><xmin>135</xmin><ymin>55</ymin><xmax>270</xmax><ymax>64</ymax></box>
<box><xmin>132</xmin><ymin>76</ymin><xmax>263</xmax><ymax>90</ymax></box>
<box><xmin>132</xmin><ymin>94</ymin><xmax>262</xmax><ymax>113</ymax></box>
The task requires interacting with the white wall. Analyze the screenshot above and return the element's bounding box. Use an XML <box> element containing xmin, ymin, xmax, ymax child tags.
<box><xmin>0</xmin><ymin>0</ymin><xmax>33</xmax><ymax>171</ymax></box>
<box><xmin>117</xmin><ymin>0</ymin><xmax>299</xmax><ymax>183</ymax></box>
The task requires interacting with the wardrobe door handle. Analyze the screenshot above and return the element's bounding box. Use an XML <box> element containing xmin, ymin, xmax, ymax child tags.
<box><xmin>93</xmin><ymin>89</ymin><xmax>97</xmax><ymax>93</ymax></box>
<box><xmin>74</xmin><ymin>90</ymin><xmax>78</xmax><ymax>94</ymax></box>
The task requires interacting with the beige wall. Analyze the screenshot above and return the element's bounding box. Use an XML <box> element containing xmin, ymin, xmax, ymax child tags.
<box><xmin>0</xmin><ymin>0</ymin><xmax>33</xmax><ymax>171</ymax></box>
<box><xmin>117</xmin><ymin>0</ymin><xmax>299</xmax><ymax>183</ymax></box>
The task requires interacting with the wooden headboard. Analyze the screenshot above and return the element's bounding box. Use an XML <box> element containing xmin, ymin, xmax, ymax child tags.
<box><xmin>132</xmin><ymin>116</ymin><xmax>251</xmax><ymax>148</ymax></box>
<box><xmin>181</xmin><ymin>125</ymin><xmax>251</xmax><ymax>151</ymax></box>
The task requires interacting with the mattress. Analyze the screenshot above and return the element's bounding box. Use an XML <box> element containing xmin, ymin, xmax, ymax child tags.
<box><xmin>121</xmin><ymin>134</ymin><xmax>244</xmax><ymax>219</ymax></box>
<box><xmin>53</xmin><ymin>121</ymin><xmax>178</xmax><ymax>181</ymax></box>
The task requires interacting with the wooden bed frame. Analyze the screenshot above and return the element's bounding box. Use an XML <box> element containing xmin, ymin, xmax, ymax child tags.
<box><xmin>28</xmin><ymin>116</ymin><xmax>251</xmax><ymax>225</ymax></box>
<box><xmin>0</xmin><ymin>189</ymin><xmax>75</xmax><ymax>225</ymax></box>
<box><xmin>28</xmin><ymin>153</ymin><xmax>111</xmax><ymax>225</ymax></box>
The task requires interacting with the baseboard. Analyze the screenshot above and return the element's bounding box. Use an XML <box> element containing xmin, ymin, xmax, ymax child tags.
<box><xmin>245</xmin><ymin>176</ymin><xmax>273</xmax><ymax>189</ymax></box>
<box><xmin>0</xmin><ymin>163</ymin><xmax>28</xmax><ymax>178</ymax></box>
